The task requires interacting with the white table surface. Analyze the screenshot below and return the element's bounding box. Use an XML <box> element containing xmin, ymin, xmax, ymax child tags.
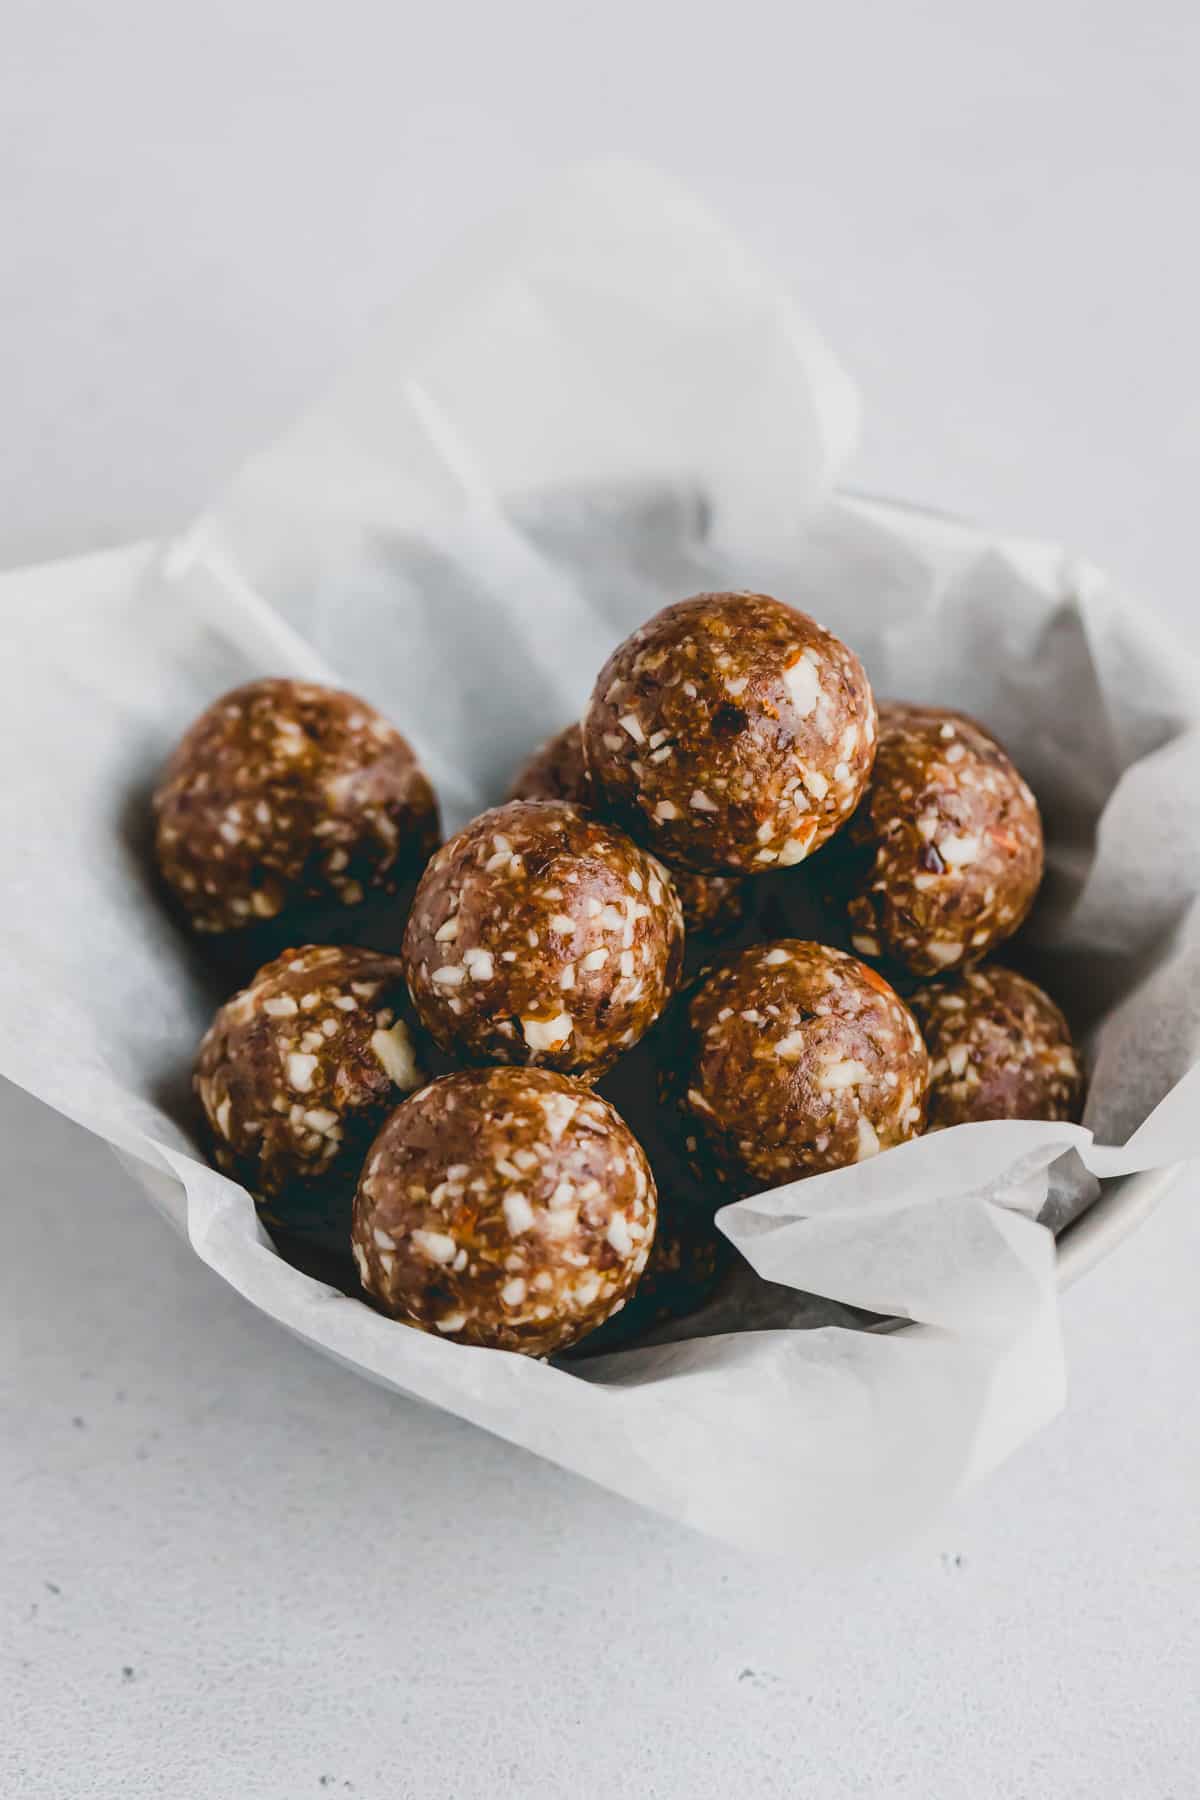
<box><xmin>3</xmin><ymin>4</ymin><xmax>1199</xmax><ymax>1795</ymax></box>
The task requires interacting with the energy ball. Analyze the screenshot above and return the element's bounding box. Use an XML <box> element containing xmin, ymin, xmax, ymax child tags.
<box><xmin>841</xmin><ymin>702</ymin><xmax>1043</xmax><ymax>977</ymax></box>
<box><xmin>507</xmin><ymin>722</ymin><xmax>747</xmax><ymax>937</ymax></box>
<box><xmin>194</xmin><ymin>944</ymin><xmax>425</xmax><ymax>1256</ymax></box>
<box><xmin>910</xmin><ymin>965</ymin><xmax>1083</xmax><ymax>1128</ymax></box>
<box><xmin>352</xmin><ymin>1067</ymin><xmax>656</xmax><ymax>1355</ymax></box>
<box><xmin>582</xmin><ymin>592</ymin><xmax>877</xmax><ymax>875</ymax></box>
<box><xmin>154</xmin><ymin>678</ymin><xmax>440</xmax><ymax>934</ymax></box>
<box><xmin>680</xmin><ymin>940</ymin><xmax>929</xmax><ymax>1192</ymax></box>
<box><xmin>506</xmin><ymin>721</ymin><xmax>592</xmax><ymax>808</ymax></box>
<box><xmin>402</xmin><ymin>800</ymin><xmax>684</xmax><ymax>1079</ymax></box>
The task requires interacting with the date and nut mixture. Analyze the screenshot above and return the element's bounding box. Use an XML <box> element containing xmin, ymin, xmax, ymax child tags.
<box><xmin>195</xmin><ymin>944</ymin><xmax>425</xmax><ymax>1253</ymax></box>
<box><xmin>352</xmin><ymin>1067</ymin><xmax>656</xmax><ymax>1356</ymax></box>
<box><xmin>403</xmin><ymin>800</ymin><xmax>684</xmax><ymax>1079</ymax></box>
<box><xmin>583</xmin><ymin>592</ymin><xmax>877</xmax><ymax>875</ymax></box>
<box><xmin>678</xmin><ymin>939</ymin><xmax>929</xmax><ymax>1193</ymax></box>
<box><xmin>155</xmin><ymin>678</ymin><xmax>439</xmax><ymax>934</ymax></box>
<box><xmin>840</xmin><ymin>702</ymin><xmax>1044</xmax><ymax>978</ymax></box>
<box><xmin>910</xmin><ymin>964</ymin><xmax>1083</xmax><ymax>1127</ymax></box>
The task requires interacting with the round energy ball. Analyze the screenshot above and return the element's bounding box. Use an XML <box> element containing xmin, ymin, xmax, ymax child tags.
<box><xmin>582</xmin><ymin>592</ymin><xmax>877</xmax><ymax>875</ymax></box>
<box><xmin>507</xmin><ymin>722</ymin><xmax>747</xmax><ymax>937</ymax></box>
<box><xmin>841</xmin><ymin>702</ymin><xmax>1043</xmax><ymax>977</ymax></box>
<box><xmin>194</xmin><ymin>944</ymin><xmax>425</xmax><ymax>1255</ymax></box>
<box><xmin>680</xmin><ymin>940</ymin><xmax>929</xmax><ymax>1192</ymax></box>
<box><xmin>154</xmin><ymin>678</ymin><xmax>440</xmax><ymax>934</ymax></box>
<box><xmin>910</xmin><ymin>965</ymin><xmax>1083</xmax><ymax>1128</ymax></box>
<box><xmin>352</xmin><ymin>1067</ymin><xmax>656</xmax><ymax>1355</ymax></box>
<box><xmin>402</xmin><ymin>800</ymin><xmax>684</xmax><ymax>1079</ymax></box>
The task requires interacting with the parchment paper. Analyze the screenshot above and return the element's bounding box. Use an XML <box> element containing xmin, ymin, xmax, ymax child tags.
<box><xmin>2</xmin><ymin>160</ymin><xmax>1198</xmax><ymax>1557</ymax></box>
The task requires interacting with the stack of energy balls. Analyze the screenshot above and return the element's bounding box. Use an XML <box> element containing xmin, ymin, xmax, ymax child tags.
<box><xmin>155</xmin><ymin>595</ymin><xmax>1082</xmax><ymax>1360</ymax></box>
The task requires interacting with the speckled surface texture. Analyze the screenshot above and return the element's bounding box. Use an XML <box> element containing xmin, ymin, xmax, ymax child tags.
<box><xmin>403</xmin><ymin>801</ymin><xmax>683</xmax><ymax>1077</ymax></box>
<box><xmin>352</xmin><ymin>1067</ymin><xmax>655</xmax><ymax>1352</ymax></box>
<box><xmin>679</xmin><ymin>940</ymin><xmax>928</xmax><ymax>1189</ymax></box>
<box><xmin>154</xmin><ymin>678</ymin><xmax>439</xmax><ymax>934</ymax></box>
<box><xmin>584</xmin><ymin>593</ymin><xmax>877</xmax><ymax>874</ymax></box>
<box><xmin>839</xmin><ymin>703</ymin><xmax>1043</xmax><ymax>977</ymax></box>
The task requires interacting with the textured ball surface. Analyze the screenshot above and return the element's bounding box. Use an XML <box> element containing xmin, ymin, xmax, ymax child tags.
<box><xmin>842</xmin><ymin>703</ymin><xmax>1043</xmax><ymax>977</ymax></box>
<box><xmin>402</xmin><ymin>800</ymin><xmax>684</xmax><ymax>1079</ymax></box>
<box><xmin>565</xmin><ymin>1184</ymin><xmax>730</xmax><ymax>1356</ymax></box>
<box><xmin>352</xmin><ymin>1067</ymin><xmax>656</xmax><ymax>1355</ymax></box>
<box><xmin>910</xmin><ymin>964</ymin><xmax>1083</xmax><ymax>1127</ymax></box>
<box><xmin>680</xmin><ymin>939</ymin><xmax>928</xmax><ymax>1191</ymax></box>
<box><xmin>583</xmin><ymin>593</ymin><xmax>877</xmax><ymax>874</ymax></box>
<box><xmin>154</xmin><ymin>678</ymin><xmax>439</xmax><ymax>934</ymax></box>
<box><xmin>194</xmin><ymin>944</ymin><xmax>425</xmax><ymax>1253</ymax></box>
<box><xmin>507</xmin><ymin>721</ymin><xmax>747</xmax><ymax>936</ymax></box>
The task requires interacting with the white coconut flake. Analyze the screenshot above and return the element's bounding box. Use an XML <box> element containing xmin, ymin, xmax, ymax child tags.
<box><xmin>821</xmin><ymin>1057</ymin><xmax>872</xmax><ymax>1090</ymax></box>
<box><xmin>303</xmin><ymin>1107</ymin><xmax>339</xmax><ymax>1132</ymax></box>
<box><xmin>370</xmin><ymin>1022</ymin><xmax>420</xmax><ymax>1089</ymax></box>
<box><xmin>606</xmin><ymin>1213</ymin><xmax>633</xmax><ymax>1256</ymax></box>
<box><xmin>855</xmin><ymin>1115</ymin><xmax>882</xmax><ymax>1161</ymax></box>
<box><xmin>539</xmin><ymin>1092</ymin><xmax>579</xmax><ymax>1142</ymax></box>
<box><xmin>503</xmin><ymin>1190</ymin><xmax>535</xmax><ymax>1234</ymax></box>
<box><xmin>286</xmin><ymin>1052</ymin><xmax>318</xmax><ymax>1092</ymax></box>
<box><xmin>411</xmin><ymin>1228</ymin><xmax>457</xmax><ymax>1264</ymax></box>
<box><xmin>522</xmin><ymin>1013</ymin><xmax>573</xmax><ymax>1051</ymax></box>
<box><xmin>777</xmin><ymin>837</ymin><xmax>811</xmax><ymax>867</ymax></box>
<box><xmin>782</xmin><ymin>655</ymin><xmax>820</xmax><ymax>717</ymax></box>
<box><xmin>938</xmin><ymin>833</ymin><xmax>980</xmax><ymax>868</ymax></box>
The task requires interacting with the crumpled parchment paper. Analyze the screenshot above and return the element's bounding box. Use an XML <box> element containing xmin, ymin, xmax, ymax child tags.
<box><xmin>1</xmin><ymin>160</ymin><xmax>1198</xmax><ymax>1557</ymax></box>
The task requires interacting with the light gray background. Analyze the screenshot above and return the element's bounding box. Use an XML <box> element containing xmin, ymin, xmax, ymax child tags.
<box><xmin>3</xmin><ymin>4</ymin><xmax>1198</xmax><ymax>1796</ymax></box>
